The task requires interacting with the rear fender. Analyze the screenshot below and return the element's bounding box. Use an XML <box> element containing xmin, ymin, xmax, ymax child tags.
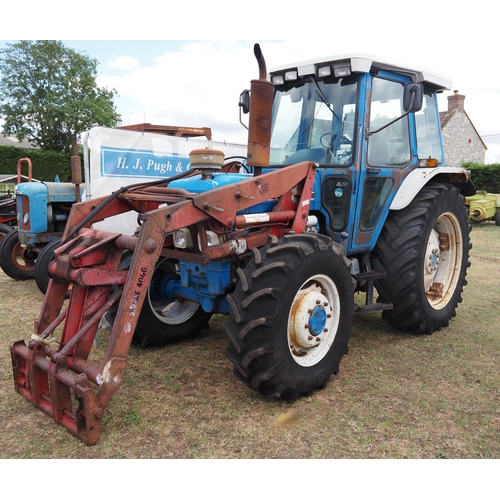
<box><xmin>390</xmin><ymin>167</ymin><xmax>475</xmax><ymax>210</ymax></box>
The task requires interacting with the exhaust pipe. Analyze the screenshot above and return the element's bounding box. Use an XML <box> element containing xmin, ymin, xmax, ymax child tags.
<box><xmin>247</xmin><ymin>44</ymin><xmax>274</xmax><ymax>173</ymax></box>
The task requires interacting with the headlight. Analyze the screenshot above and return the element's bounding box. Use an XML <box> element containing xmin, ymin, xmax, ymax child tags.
<box><xmin>173</xmin><ymin>228</ymin><xmax>193</xmax><ymax>249</ymax></box>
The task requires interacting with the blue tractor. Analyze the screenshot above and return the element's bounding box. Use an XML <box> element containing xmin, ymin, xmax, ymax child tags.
<box><xmin>10</xmin><ymin>45</ymin><xmax>474</xmax><ymax>445</ymax></box>
<box><xmin>0</xmin><ymin>167</ymin><xmax>82</xmax><ymax>291</ymax></box>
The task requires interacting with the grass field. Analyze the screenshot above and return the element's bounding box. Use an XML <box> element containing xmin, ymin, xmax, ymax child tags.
<box><xmin>1</xmin><ymin>222</ymin><xmax>499</xmax><ymax>460</ymax></box>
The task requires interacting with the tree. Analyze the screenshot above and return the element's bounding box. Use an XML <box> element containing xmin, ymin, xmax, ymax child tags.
<box><xmin>0</xmin><ymin>40</ymin><xmax>121</xmax><ymax>154</ymax></box>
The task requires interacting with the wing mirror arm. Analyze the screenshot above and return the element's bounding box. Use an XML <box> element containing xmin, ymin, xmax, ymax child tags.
<box><xmin>367</xmin><ymin>82</ymin><xmax>423</xmax><ymax>137</ymax></box>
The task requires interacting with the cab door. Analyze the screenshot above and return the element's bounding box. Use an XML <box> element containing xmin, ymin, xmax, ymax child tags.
<box><xmin>349</xmin><ymin>71</ymin><xmax>416</xmax><ymax>252</ymax></box>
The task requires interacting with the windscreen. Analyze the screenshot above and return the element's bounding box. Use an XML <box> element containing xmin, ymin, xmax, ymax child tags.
<box><xmin>270</xmin><ymin>76</ymin><xmax>358</xmax><ymax>166</ymax></box>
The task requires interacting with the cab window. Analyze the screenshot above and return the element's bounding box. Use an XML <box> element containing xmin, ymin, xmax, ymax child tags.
<box><xmin>368</xmin><ymin>77</ymin><xmax>411</xmax><ymax>167</ymax></box>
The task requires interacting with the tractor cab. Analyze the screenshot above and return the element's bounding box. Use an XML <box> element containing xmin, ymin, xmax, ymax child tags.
<box><xmin>267</xmin><ymin>54</ymin><xmax>451</xmax><ymax>252</ymax></box>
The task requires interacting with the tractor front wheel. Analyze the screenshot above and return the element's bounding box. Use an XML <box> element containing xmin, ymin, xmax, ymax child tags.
<box><xmin>0</xmin><ymin>228</ymin><xmax>37</xmax><ymax>280</ymax></box>
<box><xmin>34</xmin><ymin>238</ymin><xmax>62</xmax><ymax>294</ymax></box>
<box><xmin>132</xmin><ymin>257</ymin><xmax>212</xmax><ymax>347</ymax></box>
<box><xmin>494</xmin><ymin>209</ymin><xmax>500</xmax><ymax>226</ymax></box>
<box><xmin>0</xmin><ymin>223</ymin><xmax>14</xmax><ymax>269</ymax></box>
<box><xmin>224</xmin><ymin>233</ymin><xmax>355</xmax><ymax>401</ymax></box>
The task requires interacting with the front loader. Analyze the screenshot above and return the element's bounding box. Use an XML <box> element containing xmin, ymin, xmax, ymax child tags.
<box><xmin>10</xmin><ymin>44</ymin><xmax>474</xmax><ymax>445</ymax></box>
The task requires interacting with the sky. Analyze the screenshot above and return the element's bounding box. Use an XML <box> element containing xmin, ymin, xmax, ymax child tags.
<box><xmin>2</xmin><ymin>1</ymin><xmax>500</xmax><ymax>162</ymax></box>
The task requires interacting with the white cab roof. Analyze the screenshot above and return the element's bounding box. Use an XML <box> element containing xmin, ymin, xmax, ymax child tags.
<box><xmin>269</xmin><ymin>53</ymin><xmax>452</xmax><ymax>92</ymax></box>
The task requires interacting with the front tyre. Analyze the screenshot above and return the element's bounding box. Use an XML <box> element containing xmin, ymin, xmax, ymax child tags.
<box><xmin>494</xmin><ymin>209</ymin><xmax>500</xmax><ymax>226</ymax></box>
<box><xmin>0</xmin><ymin>223</ymin><xmax>14</xmax><ymax>268</ymax></box>
<box><xmin>224</xmin><ymin>233</ymin><xmax>355</xmax><ymax>402</ymax></box>
<box><xmin>373</xmin><ymin>182</ymin><xmax>471</xmax><ymax>334</ymax></box>
<box><xmin>34</xmin><ymin>238</ymin><xmax>62</xmax><ymax>294</ymax></box>
<box><xmin>0</xmin><ymin>228</ymin><xmax>37</xmax><ymax>280</ymax></box>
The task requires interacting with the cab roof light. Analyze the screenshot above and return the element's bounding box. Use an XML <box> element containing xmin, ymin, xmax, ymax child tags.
<box><xmin>318</xmin><ymin>65</ymin><xmax>332</xmax><ymax>77</ymax></box>
<box><xmin>271</xmin><ymin>70</ymin><xmax>298</xmax><ymax>85</ymax></box>
<box><xmin>272</xmin><ymin>75</ymin><xmax>284</xmax><ymax>85</ymax></box>
<box><xmin>333</xmin><ymin>65</ymin><xmax>351</xmax><ymax>78</ymax></box>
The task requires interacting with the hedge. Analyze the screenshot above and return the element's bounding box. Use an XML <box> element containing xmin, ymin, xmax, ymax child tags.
<box><xmin>462</xmin><ymin>163</ymin><xmax>500</xmax><ymax>194</ymax></box>
<box><xmin>0</xmin><ymin>145</ymin><xmax>73</xmax><ymax>182</ymax></box>
<box><xmin>2</xmin><ymin>144</ymin><xmax>500</xmax><ymax>195</ymax></box>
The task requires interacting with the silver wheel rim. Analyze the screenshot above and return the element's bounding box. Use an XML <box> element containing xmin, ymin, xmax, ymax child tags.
<box><xmin>149</xmin><ymin>259</ymin><xmax>200</xmax><ymax>325</ymax></box>
<box><xmin>287</xmin><ymin>273</ymin><xmax>341</xmax><ymax>367</ymax></box>
<box><xmin>424</xmin><ymin>211</ymin><xmax>463</xmax><ymax>310</ymax></box>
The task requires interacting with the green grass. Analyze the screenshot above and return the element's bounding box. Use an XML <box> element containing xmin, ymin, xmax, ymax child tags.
<box><xmin>1</xmin><ymin>222</ymin><xmax>499</xmax><ymax>458</ymax></box>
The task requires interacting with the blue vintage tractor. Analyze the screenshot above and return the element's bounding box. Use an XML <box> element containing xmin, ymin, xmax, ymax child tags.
<box><xmin>0</xmin><ymin>168</ymin><xmax>82</xmax><ymax>289</ymax></box>
<box><xmin>10</xmin><ymin>45</ymin><xmax>475</xmax><ymax>445</ymax></box>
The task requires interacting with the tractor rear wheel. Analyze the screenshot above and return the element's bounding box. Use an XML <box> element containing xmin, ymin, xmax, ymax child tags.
<box><xmin>224</xmin><ymin>233</ymin><xmax>355</xmax><ymax>401</ymax></box>
<box><xmin>373</xmin><ymin>182</ymin><xmax>471</xmax><ymax>334</ymax></box>
<box><xmin>0</xmin><ymin>228</ymin><xmax>37</xmax><ymax>280</ymax></box>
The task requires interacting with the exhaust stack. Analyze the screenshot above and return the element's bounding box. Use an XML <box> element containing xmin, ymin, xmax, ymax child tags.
<box><xmin>247</xmin><ymin>44</ymin><xmax>274</xmax><ymax>172</ymax></box>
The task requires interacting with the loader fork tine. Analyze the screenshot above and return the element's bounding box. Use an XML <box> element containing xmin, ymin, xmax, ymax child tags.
<box><xmin>11</xmin><ymin>339</ymin><xmax>105</xmax><ymax>445</ymax></box>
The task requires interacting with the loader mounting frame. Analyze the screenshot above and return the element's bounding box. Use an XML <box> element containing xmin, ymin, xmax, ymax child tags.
<box><xmin>10</xmin><ymin>161</ymin><xmax>317</xmax><ymax>445</ymax></box>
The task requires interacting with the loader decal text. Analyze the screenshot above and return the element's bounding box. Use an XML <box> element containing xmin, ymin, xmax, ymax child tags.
<box><xmin>129</xmin><ymin>267</ymin><xmax>148</xmax><ymax>316</ymax></box>
<box><xmin>137</xmin><ymin>267</ymin><xmax>147</xmax><ymax>288</ymax></box>
<box><xmin>101</xmin><ymin>146</ymin><xmax>191</xmax><ymax>178</ymax></box>
<box><xmin>129</xmin><ymin>290</ymin><xmax>141</xmax><ymax>316</ymax></box>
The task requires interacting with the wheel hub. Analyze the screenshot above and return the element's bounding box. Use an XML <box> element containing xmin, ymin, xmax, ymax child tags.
<box><xmin>309</xmin><ymin>304</ymin><xmax>327</xmax><ymax>335</ymax></box>
<box><xmin>425</xmin><ymin>229</ymin><xmax>440</xmax><ymax>277</ymax></box>
<box><xmin>426</xmin><ymin>246</ymin><xmax>440</xmax><ymax>274</ymax></box>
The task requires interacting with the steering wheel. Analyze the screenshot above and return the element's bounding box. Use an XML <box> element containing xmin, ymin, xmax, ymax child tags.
<box><xmin>320</xmin><ymin>133</ymin><xmax>335</xmax><ymax>150</ymax></box>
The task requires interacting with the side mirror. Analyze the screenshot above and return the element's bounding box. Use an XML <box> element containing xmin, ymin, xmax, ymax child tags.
<box><xmin>239</xmin><ymin>89</ymin><xmax>250</xmax><ymax>114</ymax></box>
<box><xmin>403</xmin><ymin>82</ymin><xmax>423</xmax><ymax>113</ymax></box>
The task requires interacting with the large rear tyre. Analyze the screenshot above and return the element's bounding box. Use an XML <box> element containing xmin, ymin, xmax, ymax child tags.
<box><xmin>373</xmin><ymin>182</ymin><xmax>471</xmax><ymax>334</ymax></box>
<box><xmin>0</xmin><ymin>228</ymin><xmax>37</xmax><ymax>280</ymax></box>
<box><xmin>112</xmin><ymin>255</ymin><xmax>212</xmax><ymax>347</ymax></box>
<box><xmin>224</xmin><ymin>233</ymin><xmax>355</xmax><ymax>402</ymax></box>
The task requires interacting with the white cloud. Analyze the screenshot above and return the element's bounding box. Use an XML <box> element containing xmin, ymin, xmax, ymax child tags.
<box><xmin>99</xmin><ymin>41</ymin><xmax>264</xmax><ymax>144</ymax></box>
<box><xmin>108</xmin><ymin>56</ymin><xmax>141</xmax><ymax>71</ymax></box>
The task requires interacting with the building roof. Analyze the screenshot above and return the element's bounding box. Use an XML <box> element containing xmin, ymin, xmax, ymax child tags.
<box><xmin>0</xmin><ymin>134</ymin><xmax>38</xmax><ymax>149</ymax></box>
<box><xmin>439</xmin><ymin>92</ymin><xmax>487</xmax><ymax>151</ymax></box>
<box><xmin>0</xmin><ymin>174</ymin><xmax>40</xmax><ymax>184</ymax></box>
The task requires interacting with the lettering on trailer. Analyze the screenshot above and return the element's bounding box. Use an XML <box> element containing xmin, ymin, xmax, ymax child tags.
<box><xmin>101</xmin><ymin>146</ymin><xmax>191</xmax><ymax>178</ymax></box>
